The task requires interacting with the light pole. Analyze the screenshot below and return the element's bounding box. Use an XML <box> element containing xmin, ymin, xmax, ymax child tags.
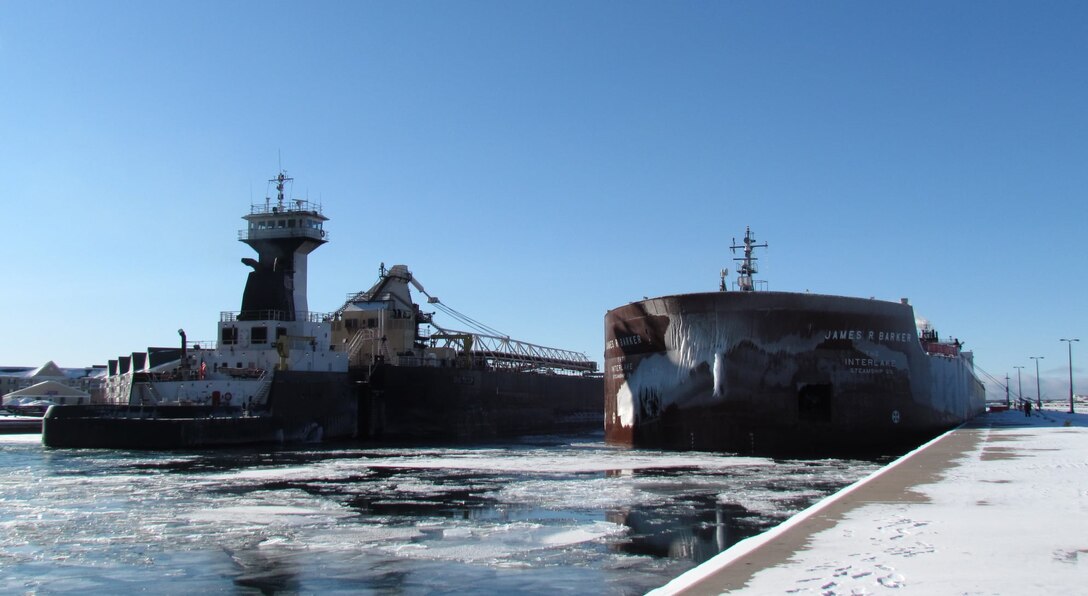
<box><xmin>1013</xmin><ymin>365</ymin><xmax>1025</xmax><ymax>407</ymax></box>
<box><xmin>1060</xmin><ymin>339</ymin><xmax>1079</xmax><ymax>414</ymax></box>
<box><xmin>1030</xmin><ymin>356</ymin><xmax>1045</xmax><ymax>410</ymax></box>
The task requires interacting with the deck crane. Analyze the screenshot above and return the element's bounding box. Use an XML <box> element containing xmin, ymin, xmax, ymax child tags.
<box><xmin>333</xmin><ymin>264</ymin><xmax>597</xmax><ymax>375</ymax></box>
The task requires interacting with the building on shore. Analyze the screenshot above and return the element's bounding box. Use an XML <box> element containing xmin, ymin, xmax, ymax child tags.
<box><xmin>0</xmin><ymin>361</ymin><xmax>105</xmax><ymax>404</ymax></box>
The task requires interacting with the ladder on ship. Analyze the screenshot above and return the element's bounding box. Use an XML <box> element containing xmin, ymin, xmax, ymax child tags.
<box><xmin>251</xmin><ymin>370</ymin><xmax>273</xmax><ymax>406</ymax></box>
<box><xmin>133</xmin><ymin>381</ymin><xmax>164</xmax><ymax>406</ymax></box>
<box><xmin>345</xmin><ymin>328</ymin><xmax>392</xmax><ymax>366</ymax></box>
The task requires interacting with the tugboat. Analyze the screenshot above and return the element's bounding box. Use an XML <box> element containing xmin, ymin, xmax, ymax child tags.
<box><xmin>43</xmin><ymin>171</ymin><xmax>353</xmax><ymax>448</ymax></box>
<box><xmin>603</xmin><ymin>227</ymin><xmax>986</xmax><ymax>456</ymax></box>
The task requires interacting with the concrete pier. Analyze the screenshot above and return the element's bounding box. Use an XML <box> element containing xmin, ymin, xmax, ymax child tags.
<box><xmin>653</xmin><ymin>406</ymin><xmax>1088</xmax><ymax>594</ymax></box>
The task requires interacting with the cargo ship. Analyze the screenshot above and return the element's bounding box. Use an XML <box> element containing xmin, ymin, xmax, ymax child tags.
<box><xmin>603</xmin><ymin>228</ymin><xmax>985</xmax><ymax>457</ymax></box>
<box><xmin>332</xmin><ymin>263</ymin><xmax>602</xmax><ymax>442</ymax></box>
<box><xmin>43</xmin><ymin>171</ymin><xmax>601</xmax><ymax>449</ymax></box>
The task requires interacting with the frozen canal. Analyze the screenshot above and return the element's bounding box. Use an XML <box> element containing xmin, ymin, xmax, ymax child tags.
<box><xmin>0</xmin><ymin>433</ymin><xmax>882</xmax><ymax>594</ymax></box>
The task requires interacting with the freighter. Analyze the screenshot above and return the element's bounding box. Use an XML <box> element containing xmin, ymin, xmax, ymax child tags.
<box><xmin>331</xmin><ymin>263</ymin><xmax>602</xmax><ymax>442</ymax></box>
<box><xmin>604</xmin><ymin>227</ymin><xmax>985</xmax><ymax>456</ymax></box>
<box><xmin>43</xmin><ymin>171</ymin><xmax>601</xmax><ymax>449</ymax></box>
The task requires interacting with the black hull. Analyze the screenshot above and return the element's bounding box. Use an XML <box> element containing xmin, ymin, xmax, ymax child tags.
<box><xmin>42</xmin><ymin>371</ymin><xmax>354</xmax><ymax>449</ymax></box>
<box><xmin>604</xmin><ymin>292</ymin><xmax>985</xmax><ymax>457</ymax></box>
<box><xmin>42</xmin><ymin>367</ymin><xmax>603</xmax><ymax>449</ymax></box>
<box><xmin>359</xmin><ymin>365</ymin><xmax>603</xmax><ymax>442</ymax></box>
<box><xmin>42</xmin><ymin>407</ymin><xmax>285</xmax><ymax>449</ymax></box>
<box><xmin>0</xmin><ymin>417</ymin><xmax>42</xmax><ymax>434</ymax></box>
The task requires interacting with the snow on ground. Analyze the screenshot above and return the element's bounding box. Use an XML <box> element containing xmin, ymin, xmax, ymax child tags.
<box><xmin>656</xmin><ymin>406</ymin><xmax>1088</xmax><ymax>594</ymax></box>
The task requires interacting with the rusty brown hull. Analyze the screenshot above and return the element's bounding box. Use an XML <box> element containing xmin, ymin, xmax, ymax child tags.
<box><xmin>604</xmin><ymin>292</ymin><xmax>985</xmax><ymax>457</ymax></box>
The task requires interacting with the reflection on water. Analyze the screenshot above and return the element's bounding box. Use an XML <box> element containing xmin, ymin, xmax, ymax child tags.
<box><xmin>0</xmin><ymin>433</ymin><xmax>882</xmax><ymax>594</ymax></box>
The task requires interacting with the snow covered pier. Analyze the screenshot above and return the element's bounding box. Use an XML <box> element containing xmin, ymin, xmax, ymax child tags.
<box><xmin>653</xmin><ymin>407</ymin><xmax>1088</xmax><ymax>594</ymax></box>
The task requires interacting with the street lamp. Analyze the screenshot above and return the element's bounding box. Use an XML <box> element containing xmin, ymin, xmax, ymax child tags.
<box><xmin>1030</xmin><ymin>356</ymin><xmax>1045</xmax><ymax>410</ymax></box>
<box><xmin>1013</xmin><ymin>365</ymin><xmax>1025</xmax><ymax>407</ymax></box>
<box><xmin>1060</xmin><ymin>339</ymin><xmax>1079</xmax><ymax>414</ymax></box>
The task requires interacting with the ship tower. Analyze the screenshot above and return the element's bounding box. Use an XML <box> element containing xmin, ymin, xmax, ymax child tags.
<box><xmin>729</xmin><ymin>226</ymin><xmax>767</xmax><ymax>292</ymax></box>
<box><xmin>238</xmin><ymin>171</ymin><xmax>328</xmax><ymax>321</ymax></box>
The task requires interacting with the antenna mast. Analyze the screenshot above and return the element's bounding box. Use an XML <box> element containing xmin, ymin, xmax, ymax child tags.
<box><xmin>730</xmin><ymin>226</ymin><xmax>767</xmax><ymax>292</ymax></box>
<box><xmin>269</xmin><ymin>170</ymin><xmax>293</xmax><ymax>210</ymax></box>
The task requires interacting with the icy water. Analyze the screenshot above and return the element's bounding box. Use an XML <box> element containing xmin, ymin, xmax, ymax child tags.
<box><xmin>0</xmin><ymin>433</ymin><xmax>882</xmax><ymax>594</ymax></box>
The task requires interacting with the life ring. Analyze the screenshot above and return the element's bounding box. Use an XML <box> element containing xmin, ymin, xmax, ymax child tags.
<box><xmin>320</xmin><ymin>230</ymin><xmax>325</xmax><ymax>237</ymax></box>
<box><xmin>224</xmin><ymin>392</ymin><xmax>233</xmax><ymax>402</ymax></box>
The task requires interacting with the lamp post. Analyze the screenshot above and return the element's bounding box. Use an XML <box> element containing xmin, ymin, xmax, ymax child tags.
<box><xmin>1030</xmin><ymin>356</ymin><xmax>1045</xmax><ymax>410</ymax></box>
<box><xmin>1060</xmin><ymin>339</ymin><xmax>1079</xmax><ymax>414</ymax></box>
<box><xmin>1013</xmin><ymin>365</ymin><xmax>1025</xmax><ymax>408</ymax></box>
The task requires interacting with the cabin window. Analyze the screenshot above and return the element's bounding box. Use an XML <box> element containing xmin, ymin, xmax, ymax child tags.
<box><xmin>345</xmin><ymin>319</ymin><xmax>358</xmax><ymax>331</ymax></box>
<box><xmin>252</xmin><ymin>326</ymin><xmax>268</xmax><ymax>344</ymax></box>
<box><xmin>277</xmin><ymin>219</ymin><xmax>286</xmax><ymax>229</ymax></box>
<box><xmin>222</xmin><ymin>327</ymin><xmax>238</xmax><ymax>345</ymax></box>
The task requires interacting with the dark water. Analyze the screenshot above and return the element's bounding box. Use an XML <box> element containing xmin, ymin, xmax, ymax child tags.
<box><xmin>0</xmin><ymin>433</ymin><xmax>882</xmax><ymax>594</ymax></box>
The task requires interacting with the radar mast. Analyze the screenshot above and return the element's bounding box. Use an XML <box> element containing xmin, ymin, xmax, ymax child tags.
<box><xmin>729</xmin><ymin>226</ymin><xmax>767</xmax><ymax>292</ymax></box>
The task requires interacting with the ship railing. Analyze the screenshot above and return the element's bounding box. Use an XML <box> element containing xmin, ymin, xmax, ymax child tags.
<box><xmin>184</xmin><ymin>340</ymin><xmax>218</xmax><ymax>351</ymax></box>
<box><xmin>392</xmin><ymin>355</ymin><xmax>465</xmax><ymax>369</ymax></box>
<box><xmin>246</xmin><ymin>199</ymin><xmax>324</xmax><ymax>216</ymax></box>
<box><xmin>922</xmin><ymin>342</ymin><xmax>959</xmax><ymax>357</ymax></box>
<box><xmin>221</xmin><ymin>310</ymin><xmax>336</xmax><ymax>323</ymax></box>
<box><xmin>331</xmin><ymin>291</ymin><xmax>374</xmax><ymax>318</ymax></box>
<box><xmin>238</xmin><ymin>227</ymin><xmax>328</xmax><ymax>243</ymax></box>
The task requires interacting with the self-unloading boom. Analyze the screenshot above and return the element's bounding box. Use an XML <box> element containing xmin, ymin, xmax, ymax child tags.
<box><xmin>333</xmin><ymin>264</ymin><xmax>597</xmax><ymax>375</ymax></box>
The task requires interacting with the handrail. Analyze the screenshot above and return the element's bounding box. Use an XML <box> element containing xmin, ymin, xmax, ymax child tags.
<box><xmin>220</xmin><ymin>310</ymin><xmax>336</xmax><ymax>323</ymax></box>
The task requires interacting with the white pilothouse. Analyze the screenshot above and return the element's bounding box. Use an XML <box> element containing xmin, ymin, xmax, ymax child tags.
<box><xmin>102</xmin><ymin>171</ymin><xmax>347</xmax><ymax>409</ymax></box>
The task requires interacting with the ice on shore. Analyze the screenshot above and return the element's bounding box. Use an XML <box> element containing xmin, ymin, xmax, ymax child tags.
<box><xmin>656</xmin><ymin>407</ymin><xmax>1088</xmax><ymax>594</ymax></box>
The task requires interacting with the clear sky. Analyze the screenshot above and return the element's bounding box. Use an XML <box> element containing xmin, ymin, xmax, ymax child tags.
<box><xmin>2</xmin><ymin>1</ymin><xmax>1084</xmax><ymax>402</ymax></box>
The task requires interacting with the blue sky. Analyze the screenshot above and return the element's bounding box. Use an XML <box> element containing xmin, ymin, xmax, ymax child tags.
<box><xmin>2</xmin><ymin>1</ymin><xmax>1084</xmax><ymax>401</ymax></box>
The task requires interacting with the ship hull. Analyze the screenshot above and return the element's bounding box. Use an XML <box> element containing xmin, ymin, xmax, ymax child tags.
<box><xmin>43</xmin><ymin>366</ymin><xmax>603</xmax><ymax>448</ymax></box>
<box><xmin>42</xmin><ymin>371</ymin><xmax>353</xmax><ymax>449</ymax></box>
<box><xmin>604</xmin><ymin>292</ymin><xmax>985</xmax><ymax>457</ymax></box>
<box><xmin>359</xmin><ymin>365</ymin><xmax>603</xmax><ymax>442</ymax></box>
